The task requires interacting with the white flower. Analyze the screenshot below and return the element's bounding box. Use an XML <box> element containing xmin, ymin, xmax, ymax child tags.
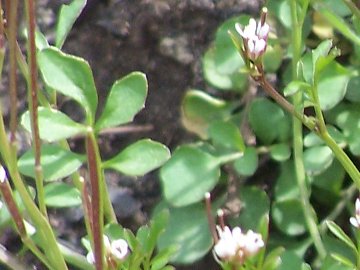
<box><xmin>242</xmin><ymin>230</ymin><xmax>264</xmax><ymax>256</ymax></box>
<box><xmin>0</xmin><ymin>166</ymin><xmax>6</xmax><ymax>183</ymax></box>
<box><xmin>235</xmin><ymin>10</ymin><xmax>269</xmax><ymax>61</ymax></box>
<box><xmin>350</xmin><ymin>198</ymin><xmax>360</xmax><ymax>228</ymax></box>
<box><xmin>86</xmin><ymin>251</ymin><xmax>95</xmax><ymax>264</ymax></box>
<box><xmin>86</xmin><ymin>235</ymin><xmax>129</xmax><ymax>265</ymax></box>
<box><xmin>214</xmin><ymin>226</ymin><xmax>240</xmax><ymax>259</ymax></box>
<box><xmin>110</xmin><ymin>239</ymin><xmax>129</xmax><ymax>261</ymax></box>
<box><xmin>213</xmin><ymin>225</ymin><xmax>264</xmax><ymax>264</ymax></box>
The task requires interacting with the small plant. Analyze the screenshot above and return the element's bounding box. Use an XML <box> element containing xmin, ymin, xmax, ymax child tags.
<box><xmin>0</xmin><ymin>1</ymin><xmax>174</xmax><ymax>269</ymax></box>
<box><xmin>156</xmin><ymin>0</ymin><xmax>360</xmax><ymax>269</ymax></box>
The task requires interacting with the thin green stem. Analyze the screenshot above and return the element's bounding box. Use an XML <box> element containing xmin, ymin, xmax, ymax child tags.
<box><xmin>319</xmin><ymin>183</ymin><xmax>357</xmax><ymax>232</ymax></box>
<box><xmin>321</xmin><ymin>132</ymin><xmax>360</xmax><ymax>188</ymax></box>
<box><xmin>290</xmin><ymin>0</ymin><xmax>326</xmax><ymax>259</ymax></box>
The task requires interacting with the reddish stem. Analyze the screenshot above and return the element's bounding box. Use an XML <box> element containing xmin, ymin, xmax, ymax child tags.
<box><xmin>86</xmin><ymin>134</ymin><xmax>104</xmax><ymax>270</ymax></box>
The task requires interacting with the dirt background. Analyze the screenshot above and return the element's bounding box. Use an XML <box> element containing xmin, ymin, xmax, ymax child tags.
<box><xmin>1</xmin><ymin>0</ymin><xmax>264</xmax><ymax>269</ymax></box>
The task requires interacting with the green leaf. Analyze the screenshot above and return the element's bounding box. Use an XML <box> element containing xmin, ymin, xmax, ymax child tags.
<box><xmin>103</xmin><ymin>139</ymin><xmax>170</xmax><ymax>176</ymax></box>
<box><xmin>249</xmin><ymin>98</ymin><xmax>291</xmax><ymax>144</ymax></box>
<box><xmin>150</xmin><ymin>246</ymin><xmax>177</xmax><ymax>270</ymax></box>
<box><xmin>214</xmin><ymin>16</ymin><xmax>249</xmax><ymax>74</ymax></box>
<box><xmin>270</xmin><ymin>143</ymin><xmax>291</xmax><ymax>162</ymax></box>
<box><xmin>313</xmin><ymin>2</ymin><xmax>360</xmax><ymax>46</ymax></box>
<box><xmin>328</xmin><ymin>104</ymin><xmax>360</xmax><ymax>155</ymax></box>
<box><xmin>283</xmin><ymin>81</ymin><xmax>311</xmax><ymax>97</ymax></box>
<box><xmin>263</xmin><ymin>44</ymin><xmax>283</xmax><ymax>72</ymax></box>
<box><xmin>330</xmin><ymin>253</ymin><xmax>357</xmax><ymax>268</ymax></box>
<box><xmin>262</xmin><ymin>247</ymin><xmax>284</xmax><ymax>270</ymax></box>
<box><xmin>317</xmin><ymin>62</ymin><xmax>350</xmax><ymax>111</ymax></box>
<box><xmin>233</xmin><ymin>147</ymin><xmax>258</xmax><ymax>176</ymax></box>
<box><xmin>345</xmin><ymin>76</ymin><xmax>360</xmax><ymax>102</ymax></box>
<box><xmin>278</xmin><ymin>251</ymin><xmax>304</xmax><ymax>270</ymax></box>
<box><xmin>202</xmin><ymin>48</ymin><xmax>247</xmax><ymax>91</ymax></box>
<box><xmin>95</xmin><ymin>72</ymin><xmax>148</xmax><ymax>131</ymax></box>
<box><xmin>38</xmin><ymin>47</ymin><xmax>98</xmax><ymax>123</ymax></box>
<box><xmin>323</xmin><ymin>235</ymin><xmax>357</xmax><ymax>269</ymax></box>
<box><xmin>272</xmin><ymin>199</ymin><xmax>307</xmax><ymax>236</ymax></box>
<box><xmin>18</xmin><ymin>145</ymin><xmax>84</xmax><ymax>182</ymax></box>
<box><xmin>208</xmin><ymin>120</ymin><xmax>245</xmax><ymax>152</ymax></box>
<box><xmin>325</xmin><ymin>220</ymin><xmax>358</xmax><ymax>255</ymax></box>
<box><xmin>156</xmin><ymin>202</ymin><xmax>212</xmax><ymax>264</ymax></box>
<box><xmin>275</xmin><ymin>161</ymin><xmax>300</xmax><ymax>201</ymax></box>
<box><xmin>304</xmin><ymin>125</ymin><xmax>346</xmax><ymax>147</ymax></box>
<box><xmin>21</xmin><ymin>107</ymin><xmax>87</xmax><ymax>142</ymax></box>
<box><xmin>56</xmin><ymin>0</ymin><xmax>87</xmax><ymax>48</ymax></box>
<box><xmin>304</xmin><ymin>145</ymin><xmax>334</xmax><ymax>175</ymax></box>
<box><xmin>44</xmin><ymin>182</ymin><xmax>81</xmax><ymax>208</ymax></box>
<box><xmin>160</xmin><ymin>145</ymin><xmax>220</xmax><ymax>207</ymax></box>
<box><xmin>146</xmin><ymin>211</ymin><xmax>169</xmax><ymax>254</ymax></box>
<box><xmin>231</xmin><ymin>186</ymin><xmax>270</xmax><ymax>231</ymax></box>
<box><xmin>312</xmin><ymin>160</ymin><xmax>345</xmax><ymax>194</ymax></box>
<box><xmin>35</xmin><ymin>29</ymin><xmax>49</xmax><ymax>50</ymax></box>
<box><xmin>181</xmin><ymin>90</ymin><xmax>233</xmax><ymax>138</ymax></box>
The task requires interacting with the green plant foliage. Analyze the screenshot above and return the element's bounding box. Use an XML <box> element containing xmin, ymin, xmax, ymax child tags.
<box><xmin>274</xmin><ymin>161</ymin><xmax>300</xmax><ymax>202</ymax></box>
<box><xmin>18</xmin><ymin>144</ymin><xmax>84</xmax><ymax>181</ymax></box>
<box><xmin>272</xmin><ymin>199</ymin><xmax>307</xmax><ymax>236</ymax></box>
<box><xmin>181</xmin><ymin>90</ymin><xmax>233</xmax><ymax>138</ymax></box>
<box><xmin>0</xmin><ymin>188</ymin><xmax>35</xmax><ymax>228</ymax></box>
<box><xmin>156</xmin><ymin>202</ymin><xmax>212</xmax><ymax>264</ymax></box>
<box><xmin>202</xmin><ymin>48</ymin><xmax>247</xmax><ymax>91</ymax></box>
<box><xmin>233</xmin><ymin>147</ymin><xmax>258</xmax><ymax>176</ymax></box>
<box><xmin>277</xmin><ymin>251</ymin><xmax>306</xmax><ymax>270</ymax></box>
<box><xmin>102</xmin><ymin>139</ymin><xmax>170</xmax><ymax>176</ymax></box>
<box><xmin>317</xmin><ymin>62</ymin><xmax>350</xmax><ymax>110</ymax></box>
<box><xmin>160</xmin><ymin>145</ymin><xmax>220</xmax><ymax>207</ymax></box>
<box><xmin>249</xmin><ymin>98</ymin><xmax>291</xmax><ymax>144</ymax></box>
<box><xmin>263</xmin><ymin>44</ymin><xmax>284</xmax><ymax>72</ymax></box>
<box><xmin>38</xmin><ymin>47</ymin><xmax>98</xmax><ymax>123</ymax></box>
<box><xmin>303</xmin><ymin>145</ymin><xmax>334</xmax><ymax>175</ymax></box>
<box><xmin>213</xmin><ymin>16</ymin><xmax>249</xmax><ymax>74</ymax></box>
<box><xmin>304</xmin><ymin>125</ymin><xmax>346</xmax><ymax>147</ymax></box>
<box><xmin>270</xmin><ymin>143</ymin><xmax>291</xmax><ymax>162</ymax></box>
<box><xmin>322</xmin><ymin>235</ymin><xmax>357</xmax><ymax>269</ymax></box>
<box><xmin>312</xmin><ymin>160</ymin><xmax>345</xmax><ymax>194</ymax></box>
<box><xmin>327</xmin><ymin>104</ymin><xmax>360</xmax><ymax>155</ymax></box>
<box><xmin>230</xmin><ymin>186</ymin><xmax>270</xmax><ymax>231</ymax></box>
<box><xmin>44</xmin><ymin>182</ymin><xmax>82</xmax><ymax>208</ymax></box>
<box><xmin>312</xmin><ymin>1</ymin><xmax>360</xmax><ymax>46</ymax></box>
<box><xmin>208</xmin><ymin>120</ymin><xmax>245</xmax><ymax>152</ymax></box>
<box><xmin>56</xmin><ymin>0</ymin><xmax>87</xmax><ymax>49</ymax></box>
<box><xmin>345</xmin><ymin>76</ymin><xmax>360</xmax><ymax>102</ymax></box>
<box><xmin>95</xmin><ymin>72</ymin><xmax>148</xmax><ymax>131</ymax></box>
<box><xmin>21</xmin><ymin>107</ymin><xmax>87</xmax><ymax>142</ymax></box>
<box><xmin>325</xmin><ymin>221</ymin><xmax>357</xmax><ymax>255</ymax></box>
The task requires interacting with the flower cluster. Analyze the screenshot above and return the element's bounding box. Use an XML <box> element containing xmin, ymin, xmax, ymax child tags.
<box><xmin>214</xmin><ymin>225</ymin><xmax>264</xmax><ymax>264</ymax></box>
<box><xmin>350</xmin><ymin>198</ymin><xmax>360</xmax><ymax>228</ymax></box>
<box><xmin>235</xmin><ymin>7</ymin><xmax>269</xmax><ymax>62</ymax></box>
<box><xmin>87</xmin><ymin>235</ymin><xmax>129</xmax><ymax>266</ymax></box>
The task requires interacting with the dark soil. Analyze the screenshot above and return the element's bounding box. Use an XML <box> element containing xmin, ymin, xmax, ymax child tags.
<box><xmin>1</xmin><ymin>0</ymin><xmax>263</xmax><ymax>269</ymax></box>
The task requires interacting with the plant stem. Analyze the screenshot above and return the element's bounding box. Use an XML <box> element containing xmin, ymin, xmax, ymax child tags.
<box><xmin>290</xmin><ymin>0</ymin><xmax>326</xmax><ymax>259</ymax></box>
<box><xmin>86</xmin><ymin>132</ymin><xmax>105</xmax><ymax>270</ymax></box>
<box><xmin>24</xmin><ymin>0</ymin><xmax>47</xmax><ymax>217</ymax></box>
<box><xmin>4</xmin><ymin>0</ymin><xmax>18</xmax><ymax>145</ymax></box>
